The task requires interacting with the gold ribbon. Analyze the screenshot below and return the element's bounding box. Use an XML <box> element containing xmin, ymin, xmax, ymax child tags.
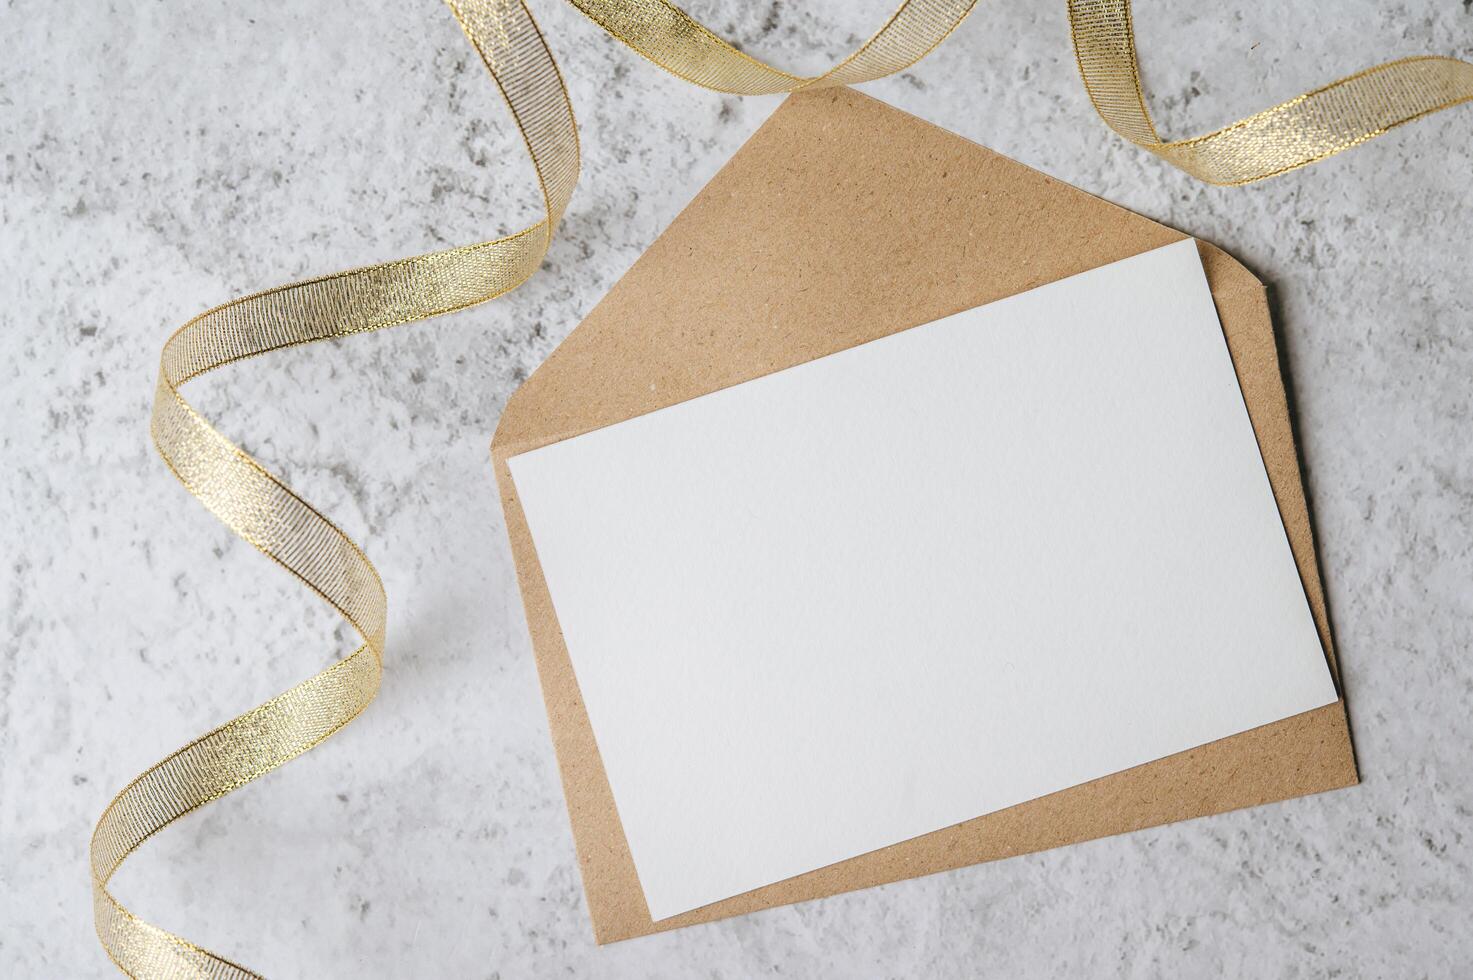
<box><xmin>1067</xmin><ymin>0</ymin><xmax>1473</xmax><ymax>184</ymax></box>
<box><xmin>91</xmin><ymin>4</ymin><xmax>578</xmax><ymax>975</ymax></box>
<box><xmin>93</xmin><ymin>1</ymin><xmax>1470</xmax><ymax>975</ymax></box>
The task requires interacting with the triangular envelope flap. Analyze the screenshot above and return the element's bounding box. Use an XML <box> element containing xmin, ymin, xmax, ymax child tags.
<box><xmin>491</xmin><ymin>87</ymin><xmax>1355</xmax><ymax>944</ymax></box>
<box><xmin>496</xmin><ymin>87</ymin><xmax>1226</xmax><ymax>456</ymax></box>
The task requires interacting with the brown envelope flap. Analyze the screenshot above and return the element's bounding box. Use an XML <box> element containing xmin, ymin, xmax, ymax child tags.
<box><xmin>492</xmin><ymin>87</ymin><xmax>1355</xmax><ymax>943</ymax></box>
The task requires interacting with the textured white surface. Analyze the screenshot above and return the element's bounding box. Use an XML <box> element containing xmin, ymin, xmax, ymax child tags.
<box><xmin>1</xmin><ymin>1</ymin><xmax>1470</xmax><ymax>976</ymax></box>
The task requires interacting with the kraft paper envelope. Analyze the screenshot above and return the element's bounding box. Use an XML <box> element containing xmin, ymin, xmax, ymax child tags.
<box><xmin>491</xmin><ymin>86</ymin><xmax>1358</xmax><ymax>943</ymax></box>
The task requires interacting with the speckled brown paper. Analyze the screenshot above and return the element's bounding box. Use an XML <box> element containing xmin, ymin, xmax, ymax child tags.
<box><xmin>491</xmin><ymin>87</ymin><xmax>1358</xmax><ymax>943</ymax></box>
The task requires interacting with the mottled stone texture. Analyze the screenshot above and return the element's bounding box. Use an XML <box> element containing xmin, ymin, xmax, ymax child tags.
<box><xmin>1</xmin><ymin>1</ymin><xmax>1470</xmax><ymax>977</ymax></box>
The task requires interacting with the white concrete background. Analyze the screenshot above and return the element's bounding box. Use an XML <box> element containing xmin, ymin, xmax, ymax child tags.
<box><xmin>2</xmin><ymin>1</ymin><xmax>1470</xmax><ymax>976</ymax></box>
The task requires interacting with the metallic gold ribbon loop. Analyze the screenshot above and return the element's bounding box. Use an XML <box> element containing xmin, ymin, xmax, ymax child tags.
<box><xmin>91</xmin><ymin>2</ymin><xmax>577</xmax><ymax>975</ymax></box>
<box><xmin>565</xmin><ymin>0</ymin><xmax>979</xmax><ymax>93</ymax></box>
<box><xmin>1068</xmin><ymin>0</ymin><xmax>1473</xmax><ymax>185</ymax></box>
<box><xmin>94</xmin><ymin>0</ymin><xmax>1470</xmax><ymax>975</ymax></box>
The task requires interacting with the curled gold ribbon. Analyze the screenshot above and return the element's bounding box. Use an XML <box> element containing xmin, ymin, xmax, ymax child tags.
<box><xmin>91</xmin><ymin>3</ymin><xmax>579</xmax><ymax>975</ymax></box>
<box><xmin>94</xmin><ymin>1</ymin><xmax>1470</xmax><ymax>975</ymax></box>
<box><xmin>565</xmin><ymin>0</ymin><xmax>980</xmax><ymax>92</ymax></box>
<box><xmin>1067</xmin><ymin>0</ymin><xmax>1473</xmax><ymax>185</ymax></box>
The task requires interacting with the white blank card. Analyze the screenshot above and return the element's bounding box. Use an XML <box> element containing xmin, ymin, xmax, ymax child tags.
<box><xmin>507</xmin><ymin>240</ymin><xmax>1338</xmax><ymax>920</ymax></box>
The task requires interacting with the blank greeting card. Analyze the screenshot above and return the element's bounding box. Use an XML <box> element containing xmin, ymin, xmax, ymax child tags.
<box><xmin>507</xmin><ymin>239</ymin><xmax>1338</xmax><ymax>922</ymax></box>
